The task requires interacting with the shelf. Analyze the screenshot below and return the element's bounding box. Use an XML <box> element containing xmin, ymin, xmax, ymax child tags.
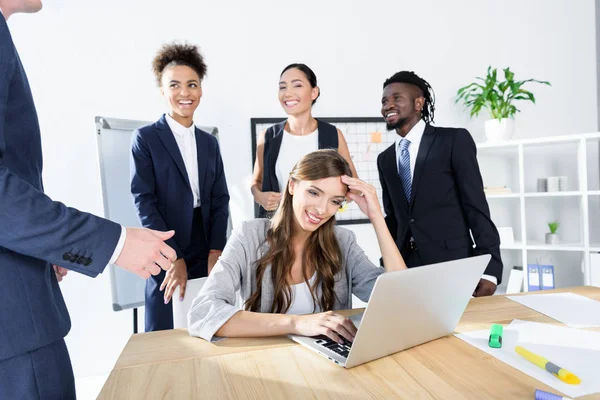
<box><xmin>484</xmin><ymin>192</ymin><xmax>598</xmax><ymax>198</ymax></box>
<box><xmin>526</xmin><ymin>242</ymin><xmax>585</xmax><ymax>251</ymax></box>
<box><xmin>500</xmin><ymin>242</ymin><xmax>523</xmax><ymax>250</ymax></box>
<box><xmin>523</xmin><ymin>191</ymin><xmax>582</xmax><ymax>197</ymax></box>
<box><xmin>476</xmin><ymin>132</ymin><xmax>600</xmax><ymax>148</ymax></box>
<box><xmin>477</xmin><ymin>132</ymin><xmax>600</xmax><ymax>289</ymax></box>
<box><xmin>486</xmin><ymin>193</ymin><xmax>520</xmax><ymax>199</ymax></box>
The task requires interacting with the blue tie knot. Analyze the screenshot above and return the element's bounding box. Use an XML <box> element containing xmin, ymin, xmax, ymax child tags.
<box><xmin>400</xmin><ymin>138</ymin><xmax>411</xmax><ymax>153</ymax></box>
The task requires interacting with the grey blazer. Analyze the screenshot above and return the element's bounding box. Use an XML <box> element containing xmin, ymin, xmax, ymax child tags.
<box><xmin>188</xmin><ymin>219</ymin><xmax>384</xmax><ymax>341</ymax></box>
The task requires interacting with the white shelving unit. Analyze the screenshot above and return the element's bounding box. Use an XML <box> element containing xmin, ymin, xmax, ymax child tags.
<box><xmin>477</xmin><ymin>132</ymin><xmax>600</xmax><ymax>292</ymax></box>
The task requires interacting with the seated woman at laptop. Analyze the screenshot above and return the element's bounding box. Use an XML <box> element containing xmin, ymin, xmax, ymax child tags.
<box><xmin>188</xmin><ymin>150</ymin><xmax>407</xmax><ymax>344</ymax></box>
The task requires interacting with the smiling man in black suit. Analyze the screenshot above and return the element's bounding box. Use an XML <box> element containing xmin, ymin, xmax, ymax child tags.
<box><xmin>377</xmin><ymin>70</ymin><xmax>502</xmax><ymax>296</ymax></box>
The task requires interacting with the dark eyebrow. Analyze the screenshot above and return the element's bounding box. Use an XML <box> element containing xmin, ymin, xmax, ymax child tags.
<box><xmin>308</xmin><ymin>185</ymin><xmax>324</xmax><ymax>194</ymax></box>
<box><xmin>308</xmin><ymin>185</ymin><xmax>345</xmax><ymax>199</ymax></box>
<box><xmin>169</xmin><ymin>80</ymin><xmax>180</xmax><ymax>84</ymax></box>
<box><xmin>291</xmin><ymin>79</ymin><xmax>304</xmax><ymax>84</ymax></box>
<box><xmin>187</xmin><ymin>79</ymin><xmax>199</xmax><ymax>84</ymax></box>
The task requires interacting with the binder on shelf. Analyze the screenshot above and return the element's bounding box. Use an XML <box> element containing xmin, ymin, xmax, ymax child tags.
<box><xmin>527</xmin><ymin>264</ymin><xmax>541</xmax><ymax>291</ymax></box>
<box><xmin>540</xmin><ymin>265</ymin><xmax>555</xmax><ymax>290</ymax></box>
<box><xmin>506</xmin><ymin>266</ymin><xmax>524</xmax><ymax>294</ymax></box>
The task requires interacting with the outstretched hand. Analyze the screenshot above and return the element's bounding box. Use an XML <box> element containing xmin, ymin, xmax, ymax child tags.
<box><xmin>115</xmin><ymin>228</ymin><xmax>177</xmax><ymax>279</ymax></box>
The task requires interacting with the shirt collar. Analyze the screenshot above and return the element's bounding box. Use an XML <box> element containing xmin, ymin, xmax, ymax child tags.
<box><xmin>395</xmin><ymin>119</ymin><xmax>426</xmax><ymax>150</ymax></box>
<box><xmin>165</xmin><ymin>113</ymin><xmax>195</xmax><ymax>137</ymax></box>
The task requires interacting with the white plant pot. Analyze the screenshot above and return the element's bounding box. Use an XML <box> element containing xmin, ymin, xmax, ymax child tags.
<box><xmin>484</xmin><ymin>118</ymin><xmax>515</xmax><ymax>142</ymax></box>
<box><xmin>545</xmin><ymin>233</ymin><xmax>559</xmax><ymax>245</ymax></box>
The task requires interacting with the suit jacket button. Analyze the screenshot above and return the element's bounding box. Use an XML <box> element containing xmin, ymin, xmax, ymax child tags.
<box><xmin>84</xmin><ymin>258</ymin><xmax>92</xmax><ymax>266</ymax></box>
<box><xmin>69</xmin><ymin>254</ymin><xmax>78</xmax><ymax>262</ymax></box>
<box><xmin>76</xmin><ymin>256</ymin><xmax>86</xmax><ymax>264</ymax></box>
<box><xmin>409</xmin><ymin>218</ymin><xmax>415</xmax><ymax>224</ymax></box>
<box><xmin>63</xmin><ymin>252</ymin><xmax>72</xmax><ymax>261</ymax></box>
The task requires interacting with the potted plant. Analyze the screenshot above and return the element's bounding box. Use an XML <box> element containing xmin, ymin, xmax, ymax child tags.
<box><xmin>456</xmin><ymin>66</ymin><xmax>550</xmax><ymax>142</ymax></box>
<box><xmin>546</xmin><ymin>221</ymin><xmax>559</xmax><ymax>245</ymax></box>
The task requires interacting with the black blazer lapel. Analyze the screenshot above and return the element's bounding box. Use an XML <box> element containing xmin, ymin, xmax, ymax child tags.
<box><xmin>410</xmin><ymin>123</ymin><xmax>436</xmax><ymax>207</ymax></box>
<box><xmin>156</xmin><ymin>114</ymin><xmax>191</xmax><ymax>189</ymax></box>
<box><xmin>196</xmin><ymin>128</ymin><xmax>209</xmax><ymax>202</ymax></box>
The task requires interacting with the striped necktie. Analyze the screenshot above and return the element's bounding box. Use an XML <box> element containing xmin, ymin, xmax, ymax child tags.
<box><xmin>398</xmin><ymin>138</ymin><xmax>411</xmax><ymax>202</ymax></box>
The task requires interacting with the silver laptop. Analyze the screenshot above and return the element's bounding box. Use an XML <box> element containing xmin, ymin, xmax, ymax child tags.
<box><xmin>290</xmin><ymin>254</ymin><xmax>491</xmax><ymax>368</ymax></box>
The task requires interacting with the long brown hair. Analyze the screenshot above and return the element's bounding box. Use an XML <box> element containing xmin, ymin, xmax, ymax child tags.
<box><xmin>245</xmin><ymin>150</ymin><xmax>352</xmax><ymax>313</ymax></box>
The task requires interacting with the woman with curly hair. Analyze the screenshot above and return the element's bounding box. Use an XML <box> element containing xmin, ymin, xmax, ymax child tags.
<box><xmin>130</xmin><ymin>42</ymin><xmax>230</xmax><ymax>332</ymax></box>
<box><xmin>189</xmin><ymin>150</ymin><xmax>406</xmax><ymax>343</ymax></box>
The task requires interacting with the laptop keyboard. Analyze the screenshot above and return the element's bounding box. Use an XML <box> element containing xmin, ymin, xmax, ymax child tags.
<box><xmin>312</xmin><ymin>335</ymin><xmax>353</xmax><ymax>358</ymax></box>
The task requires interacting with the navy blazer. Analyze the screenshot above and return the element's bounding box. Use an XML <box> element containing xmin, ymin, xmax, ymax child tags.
<box><xmin>130</xmin><ymin>115</ymin><xmax>230</xmax><ymax>258</ymax></box>
<box><xmin>0</xmin><ymin>17</ymin><xmax>121</xmax><ymax>361</ymax></box>
<box><xmin>377</xmin><ymin>124</ymin><xmax>503</xmax><ymax>283</ymax></box>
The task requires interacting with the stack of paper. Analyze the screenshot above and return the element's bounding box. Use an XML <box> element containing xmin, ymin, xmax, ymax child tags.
<box><xmin>507</xmin><ymin>292</ymin><xmax>600</xmax><ymax>328</ymax></box>
<box><xmin>455</xmin><ymin>320</ymin><xmax>600</xmax><ymax>398</ymax></box>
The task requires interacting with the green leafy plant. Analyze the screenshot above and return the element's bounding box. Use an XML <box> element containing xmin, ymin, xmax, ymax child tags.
<box><xmin>456</xmin><ymin>66</ymin><xmax>550</xmax><ymax>121</ymax></box>
<box><xmin>548</xmin><ymin>221</ymin><xmax>560</xmax><ymax>234</ymax></box>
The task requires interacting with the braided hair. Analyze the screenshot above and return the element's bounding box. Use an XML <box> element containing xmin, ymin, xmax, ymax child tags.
<box><xmin>383</xmin><ymin>71</ymin><xmax>435</xmax><ymax>123</ymax></box>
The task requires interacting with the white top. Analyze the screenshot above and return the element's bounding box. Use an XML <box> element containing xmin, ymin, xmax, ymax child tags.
<box><xmin>395</xmin><ymin>119</ymin><xmax>425</xmax><ymax>179</ymax></box>
<box><xmin>165</xmin><ymin>114</ymin><xmax>201</xmax><ymax>207</ymax></box>
<box><xmin>286</xmin><ymin>273</ymin><xmax>321</xmax><ymax>315</ymax></box>
<box><xmin>275</xmin><ymin>129</ymin><xmax>319</xmax><ymax>191</ymax></box>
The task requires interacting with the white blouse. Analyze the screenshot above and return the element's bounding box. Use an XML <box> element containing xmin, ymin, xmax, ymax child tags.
<box><xmin>275</xmin><ymin>129</ymin><xmax>319</xmax><ymax>191</ymax></box>
<box><xmin>286</xmin><ymin>273</ymin><xmax>321</xmax><ymax>315</ymax></box>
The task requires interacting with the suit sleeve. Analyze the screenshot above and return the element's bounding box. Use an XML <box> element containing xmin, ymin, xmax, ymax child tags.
<box><xmin>208</xmin><ymin>137</ymin><xmax>230</xmax><ymax>251</ymax></box>
<box><xmin>130</xmin><ymin>129</ymin><xmax>182</xmax><ymax>258</ymax></box>
<box><xmin>451</xmin><ymin>129</ymin><xmax>503</xmax><ymax>283</ymax></box>
<box><xmin>0</xmin><ymin>41</ymin><xmax>120</xmax><ymax>277</ymax></box>
<box><xmin>377</xmin><ymin>153</ymin><xmax>397</xmax><ymax>267</ymax></box>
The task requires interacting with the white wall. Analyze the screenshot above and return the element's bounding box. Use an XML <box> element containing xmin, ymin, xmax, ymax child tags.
<box><xmin>7</xmin><ymin>0</ymin><xmax>597</xmax><ymax>380</ymax></box>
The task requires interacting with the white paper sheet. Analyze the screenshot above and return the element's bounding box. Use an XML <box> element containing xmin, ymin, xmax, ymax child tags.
<box><xmin>507</xmin><ymin>292</ymin><xmax>600</xmax><ymax>328</ymax></box>
<box><xmin>455</xmin><ymin>320</ymin><xmax>600</xmax><ymax>398</ymax></box>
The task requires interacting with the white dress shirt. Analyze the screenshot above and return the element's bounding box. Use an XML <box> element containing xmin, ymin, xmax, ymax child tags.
<box><xmin>394</xmin><ymin>120</ymin><xmax>496</xmax><ymax>285</ymax></box>
<box><xmin>166</xmin><ymin>114</ymin><xmax>201</xmax><ymax>208</ymax></box>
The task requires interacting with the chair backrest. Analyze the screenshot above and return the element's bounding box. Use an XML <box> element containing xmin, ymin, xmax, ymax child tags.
<box><xmin>173</xmin><ymin>277</ymin><xmax>244</xmax><ymax>329</ymax></box>
<box><xmin>173</xmin><ymin>278</ymin><xmax>208</xmax><ymax>329</ymax></box>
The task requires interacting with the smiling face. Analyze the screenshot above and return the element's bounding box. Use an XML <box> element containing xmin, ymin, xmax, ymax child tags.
<box><xmin>288</xmin><ymin>177</ymin><xmax>347</xmax><ymax>234</ymax></box>
<box><xmin>160</xmin><ymin>64</ymin><xmax>201</xmax><ymax>127</ymax></box>
<box><xmin>381</xmin><ymin>82</ymin><xmax>424</xmax><ymax>132</ymax></box>
<box><xmin>278</xmin><ymin>68</ymin><xmax>319</xmax><ymax>117</ymax></box>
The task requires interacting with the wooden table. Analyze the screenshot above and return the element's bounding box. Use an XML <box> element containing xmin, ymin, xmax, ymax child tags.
<box><xmin>99</xmin><ymin>286</ymin><xmax>600</xmax><ymax>399</ymax></box>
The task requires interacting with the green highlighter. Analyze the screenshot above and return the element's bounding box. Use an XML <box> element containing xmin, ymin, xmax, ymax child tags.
<box><xmin>488</xmin><ymin>324</ymin><xmax>503</xmax><ymax>348</ymax></box>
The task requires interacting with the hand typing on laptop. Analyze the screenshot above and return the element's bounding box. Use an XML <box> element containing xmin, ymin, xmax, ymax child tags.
<box><xmin>291</xmin><ymin>311</ymin><xmax>357</xmax><ymax>344</ymax></box>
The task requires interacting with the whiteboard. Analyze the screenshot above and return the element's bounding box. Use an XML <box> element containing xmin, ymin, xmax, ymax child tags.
<box><xmin>95</xmin><ymin>116</ymin><xmax>225</xmax><ymax>311</ymax></box>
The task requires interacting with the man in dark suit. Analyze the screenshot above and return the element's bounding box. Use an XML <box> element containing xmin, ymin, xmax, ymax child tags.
<box><xmin>377</xmin><ymin>71</ymin><xmax>502</xmax><ymax>296</ymax></box>
<box><xmin>0</xmin><ymin>3</ymin><xmax>177</xmax><ymax>398</ymax></box>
